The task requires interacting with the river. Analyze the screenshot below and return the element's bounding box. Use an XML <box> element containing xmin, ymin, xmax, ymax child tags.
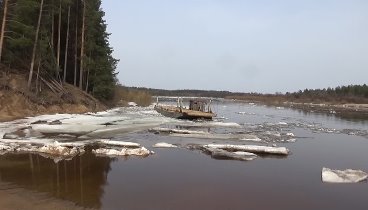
<box><xmin>0</xmin><ymin>98</ymin><xmax>367</xmax><ymax>210</ymax></box>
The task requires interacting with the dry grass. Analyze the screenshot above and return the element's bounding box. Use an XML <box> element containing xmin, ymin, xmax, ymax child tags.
<box><xmin>113</xmin><ymin>86</ymin><xmax>152</xmax><ymax>107</ymax></box>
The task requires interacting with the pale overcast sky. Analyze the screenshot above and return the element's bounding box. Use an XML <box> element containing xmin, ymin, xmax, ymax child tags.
<box><xmin>101</xmin><ymin>0</ymin><xmax>368</xmax><ymax>93</ymax></box>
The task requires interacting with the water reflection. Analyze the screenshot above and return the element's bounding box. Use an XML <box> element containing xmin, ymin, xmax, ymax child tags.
<box><xmin>0</xmin><ymin>149</ymin><xmax>114</xmax><ymax>209</ymax></box>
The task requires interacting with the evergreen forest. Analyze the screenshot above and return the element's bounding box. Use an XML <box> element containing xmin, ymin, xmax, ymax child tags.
<box><xmin>0</xmin><ymin>0</ymin><xmax>118</xmax><ymax>101</ymax></box>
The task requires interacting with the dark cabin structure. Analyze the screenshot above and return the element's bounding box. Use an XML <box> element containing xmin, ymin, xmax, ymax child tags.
<box><xmin>154</xmin><ymin>98</ymin><xmax>215</xmax><ymax>120</ymax></box>
<box><xmin>189</xmin><ymin>100</ymin><xmax>207</xmax><ymax>112</ymax></box>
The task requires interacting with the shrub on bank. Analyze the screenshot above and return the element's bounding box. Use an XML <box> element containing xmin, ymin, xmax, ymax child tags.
<box><xmin>113</xmin><ymin>86</ymin><xmax>152</xmax><ymax>107</ymax></box>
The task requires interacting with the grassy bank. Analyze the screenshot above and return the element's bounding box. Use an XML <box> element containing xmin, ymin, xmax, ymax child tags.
<box><xmin>111</xmin><ymin>85</ymin><xmax>152</xmax><ymax>107</ymax></box>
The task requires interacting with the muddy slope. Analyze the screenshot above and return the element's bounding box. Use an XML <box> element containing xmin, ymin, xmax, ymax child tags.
<box><xmin>0</xmin><ymin>66</ymin><xmax>106</xmax><ymax>122</ymax></box>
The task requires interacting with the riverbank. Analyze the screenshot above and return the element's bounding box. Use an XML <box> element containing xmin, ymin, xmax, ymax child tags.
<box><xmin>0</xmin><ymin>67</ymin><xmax>153</xmax><ymax>122</ymax></box>
<box><xmin>0</xmin><ymin>71</ymin><xmax>106</xmax><ymax>122</ymax></box>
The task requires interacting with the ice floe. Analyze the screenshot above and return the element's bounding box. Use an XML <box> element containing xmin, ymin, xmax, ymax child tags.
<box><xmin>168</xmin><ymin>133</ymin><xmax>262</xmax><ymax>142</ymax></box>
<box><xmin>175</xmin><ymin>121</ymin><xmax>241</xmax><ymax>128</ymax></box>
<box><xmin>149</xmin><ymin>127</ymin><xmax>208</xmax><ymax>135</ymax></box>
<box><xmin>202</xmin><ymin>146</ymin><xmax>257</xmax><ymax>161</ymax></box>
<box><xmin>31</xmin><ymin>124</ymin><xmax>103</xmax><ymax>136</ymax></box>
<box><xmin>153</xmin><ymin>142</ymin><xmax>178</xmax><ymax>148</ymax></box>
<box><xmin>1</xmin><ymin>107</ymin><xmax>171</xmax><ymax>141</ymax></box>
<box><xmin>37</xmin><ymin>142</ymin><xmax>81</xmax><ymax>157</ymax></box>
<box><xmin>240</xmin><ymin>137</ymin><xmax>262</xmax><ymax>142</ymax></box>
<box><xmin>237</xmin><ymin>112</ymin><xmax>256</xmax><ymax>115</ymax></box>
<box><xmin>204</xmin><ymin>144</ymin><xmax>290</xmax><ymax>155</ymax></box>
<box><xmin>98</xmin><ymin>140</ymin><xmax>141</xmax><ymax>148</ymax></box>
<box><xmin>128</xmin><ymin>102</ymin><xmax>138</xmax><ymax>107</ymax></box>
<box><xmin>322</xmin><ymin>168</ymin><xmax>368</xmax><ymax>183</ymax></box>
<box><xmin>0</xmin><ymin>141</ymin><xmax>84</xmax><ymax>163</ymax></box>
<box><xmin>286</xmin><ymin>133</ymin><xmax>295</xmax><ymax>137</ymax></box>
<box><xmin>92</xmin><ymin>147</ymin><xmax>151</xmax><ymax>157</ymax></box>
<box><xmin>0</xmin><ymin>106</ymin><xmax>171</xmax><ymax>160</ymax></box>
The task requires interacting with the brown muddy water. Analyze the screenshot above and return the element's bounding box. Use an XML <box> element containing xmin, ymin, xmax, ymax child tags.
<box><xmin>0</xmin><ymin>98</ymin><xmax>368</xmax><ymax>210</ymax></box>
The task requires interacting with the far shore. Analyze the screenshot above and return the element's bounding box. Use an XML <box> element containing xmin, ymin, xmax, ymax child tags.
<box><xmin>233</xmin><ymin>99</ymin><xmax>368</xmax><ymax>119</ymax></box>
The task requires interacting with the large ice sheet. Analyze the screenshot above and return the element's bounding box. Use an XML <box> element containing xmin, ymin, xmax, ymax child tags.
<box><xmin>31</xmin><ymin>124</ymin><xmax>104</xmax><ymax>136</ymax></box>
<box><xmin>84</xmin><ymin>122</ymin><xmax>162</xmax><ymax>138</ymax></box>
<box><xmin>322</xmin><ymin>167</ymin><xmax>368</xmax><ymax>183</ymax></box>
<box><xmin>1</xmin><ymin>106</ymin><xmax>170</xmax><ymax>141</ymax></box>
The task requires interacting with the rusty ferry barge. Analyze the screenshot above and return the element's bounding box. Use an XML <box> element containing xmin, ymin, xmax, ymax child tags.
<box><xmin>154</xmin><ymin>98</ymin><xmax>216</xmax><ymax>120</ymax></box>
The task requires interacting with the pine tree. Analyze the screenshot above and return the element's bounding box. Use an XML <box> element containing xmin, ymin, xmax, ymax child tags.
<box><xmin>0</xmin><ymin>0</ymin><xmax>9</xmax><ymax>62</ymax></box>
<box><xmin>0</xmin><ymin>0</ymin><xmax>117</xmax><ymax>100</ymax></box>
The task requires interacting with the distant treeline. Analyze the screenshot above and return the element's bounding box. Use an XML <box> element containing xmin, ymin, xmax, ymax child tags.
<box><xmin>285</xmin><ymin>85</ymin><xmax>368</xmax><ymax>103</ymax></box>
<box><xmin>125</xmin><ymin>87</ymin><xmax>236</xmax><ymax>98</ymax></box>
<box><xmin>126</xmin><ymin>84</ymin><xmax>368</xmax><ymax>104</ymax></box>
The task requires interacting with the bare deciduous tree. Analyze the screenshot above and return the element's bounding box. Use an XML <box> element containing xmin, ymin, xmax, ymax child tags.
<box><xmin>28</xmin><ymin>0</ymin><xmax>44</xmax><ymax>89</ymax></box>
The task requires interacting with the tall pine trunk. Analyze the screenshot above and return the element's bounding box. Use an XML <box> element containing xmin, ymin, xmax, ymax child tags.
<box><xmin>63</xmin><ymin>5</ymin><xmax>70</xmax><ymax>83</ymax></box>
<box><xmin>74</xmin><ymin>22</ymin><xmax>78</xmax><ymax>86</ymax></box>
<box><xmin>51</xmin><ymin>0</ymin><xmax>54</xmax><ymax>47</ymax></box>
<box><xmin>28</xmin><ymin>0</ymin><xmax>44</xmax><ymax>89</ymax></box>
<box><xmin>85</xmin><ymin>67</ymin><xmax>89</xmax><ymax>92</ymax></box>
<box><xmin>36</xmin><ymin>59</ymin><xmax>41</xmax><ymax>93</ymax></box>
<box><xmin>79</xmin><ymin>0</ymin><xmax>85</xmax><ymax>90</ymax></box>
<box><xmin>74</xmin><ymin>0</ymin><xmax>78</xmax><ymax>86</ymax></box>
<box><xmin>0</xmin><ymin>0</ymin><xmax>8</xmax><ymax>62</ymax></box>
<box><xmin>57</xmin><ymin>0</ymin><xmax>61</xmax><ymax>66</ymax></box>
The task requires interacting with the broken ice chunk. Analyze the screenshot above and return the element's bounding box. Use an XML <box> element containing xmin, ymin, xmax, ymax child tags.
<box><xmin>322</xmin><ymin>167</ymin><xmax>368</xmax><ymax>183</ymax></box>
<box><xmin>92</xmin><ymin>147</ymin><xmax>151</xmax><ymax>157</ymax></box>
<box><xmin>128</xmin><ymin>102</ymin><xmax>138</xmax><ymax>107</ymax></box>
<box><xmin>153</xmin><ymin>142</ymin><xmax>178</xmax><ymax>148</ymax></box>
<box><xmin>286</xmin><ymin>133</ymin><xmax>295</xmax><ymax>137</ymax></box>
<box><xmin>203</xmin><ymin>146</ymin><xmax>257</xmax><ymax>161</ymax></box>
<box><xmin>149</xmin><ymin>127</ymin><xmax>208</xmax><ymax>135</ymax></box>
<box><xmin>205</xmin><ymin>144</ymin><xmax>290</xmax><ymax>155</ymax></box>
<box><xmin>98</xmin><ymin>139</ymin><xmax>141</xmax><ymax>148</ymax></box>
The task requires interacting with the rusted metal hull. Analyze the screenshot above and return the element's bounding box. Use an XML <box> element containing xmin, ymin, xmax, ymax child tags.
<box><xmin>154</xmin><ymin>105</ymin><xmax>215</xmax><ymax>120</ymax></box>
